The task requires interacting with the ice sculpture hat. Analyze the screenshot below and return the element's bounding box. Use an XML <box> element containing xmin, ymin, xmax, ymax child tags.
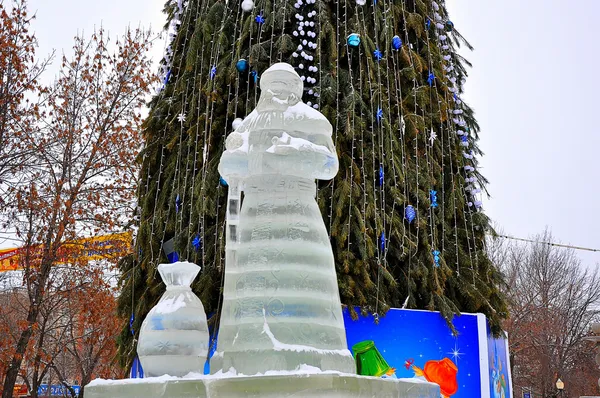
<box><xmin>260</xmin><ymin>62</ymin><xmax>304</xmax><ymax>98</ymax></box>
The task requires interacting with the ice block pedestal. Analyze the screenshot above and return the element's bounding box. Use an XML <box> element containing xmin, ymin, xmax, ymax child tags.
<box><xmin>85</xmin><ymin>372</ymin><xmax>439</xmax><ymax>398</ymax></box>
<box><xmin>84</xmin><ymin>63</ymin><xmax>439</xmax><ymax>397</ymax></box>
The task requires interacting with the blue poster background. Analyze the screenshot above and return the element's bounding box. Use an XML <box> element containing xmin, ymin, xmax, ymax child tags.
<box><xmin>37</xmin><ymin>384</ymin><xmax>81</xmax><ymax>397</ymax></box>
<box><xmin>487</xmin><ymin>323</ymin><xmax>512</xmax><ymax>398</ymax></box>
<box><xmin>343</xmin><ymin>307</ymin><xmax>483</xmax><ymax>397</ymax></box>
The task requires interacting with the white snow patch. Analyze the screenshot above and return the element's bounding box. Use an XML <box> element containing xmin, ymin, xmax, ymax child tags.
<box><xmin>89</xmin><ymin>372</ymin><xmax>433</xmax><ymax>386</ymax></box>
<box><xmin>216</xmin><ymin>364</ymin><xmax>344</xmax><ymax>377</ymax></box>
<box><xmin>88</xmin><ymin>368</ymin><xmax>434</xmax><ymax>386</ymax></box>
<box><xmin>282</xmin><ymin>103</ymin><xmax>331</xmax><ymax>126</ymax></box>
<box><xmin>261</xmin><ymin>309</ymin><xmax>352</xmax><ymax>357</ymax></box>
<box><xmin>209</xmin><ymin>367</ymin><xmax>238</xmax><ymax>378</ymax></box>
<box><xmin>88</xmin><ymin>369</ymin><xmax>239</xmax><ymax>386</ymax></box>
<box><xmin>402</xmin><ymin>295</ymin><xmax>409</xmax><ymax>309</ymax></box>
<box><xmin>266</xmin><ymin>132</ymin><xmax>331</xmax><ymax>155</ymax></box>
<box><xmin>263</xmin><ymin>364</ymin><xmax>324</xmax><ymax>376</ymax></box>
<box><xmin>266</xmin><ymin>62</ymin><xmax>298</xmax><ymax>74</ymax></box>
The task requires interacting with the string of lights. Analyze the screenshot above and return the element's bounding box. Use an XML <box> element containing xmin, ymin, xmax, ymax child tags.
<box><xmin>493</xmin><ymin>234</ymin><xmax>600</xmax><ymax>253</ymax></box>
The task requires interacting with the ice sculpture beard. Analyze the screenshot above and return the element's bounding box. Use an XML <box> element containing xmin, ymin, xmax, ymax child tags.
<box><xmin>256</xmin><ymin>84</ymin><xmax>302</xmax><ymax>113</ymax></box>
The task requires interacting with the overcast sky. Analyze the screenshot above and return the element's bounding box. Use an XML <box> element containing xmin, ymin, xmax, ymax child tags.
<box><xmin>23</xmin><ymin>0</ymin><xmax>600</xmax><ymax>267</ymax></box>
<box><xmin>445</xmin><ymin>0</ymin><xmax>600</xmax><ymax>268</ymax></box>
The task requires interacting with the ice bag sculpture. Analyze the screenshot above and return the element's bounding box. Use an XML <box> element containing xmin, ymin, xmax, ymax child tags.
<box><xmin>137</xmin><ymin>261</ymin><xmax>210</xmax><ymax>377</ymax></box>
<box><xmin>212</xmin><ymin>63</ymin><xmax>355</xmax><ymax>375</ymax></box>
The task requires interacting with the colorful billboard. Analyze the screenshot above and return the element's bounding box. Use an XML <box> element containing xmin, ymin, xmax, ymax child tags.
<box><xmin>0</xmin><ymin>248</ymin><xmax>20</xmax><ymax>271</ymax></box>
<box><xmin>0</xmin><ymin>232</ymin><xmax>132</xmax><ymax>272</ymax></box>
<box><xmin>342</xmin><ymin>307</ymin><xmax>513</xmax><ymax>398</ymax></box>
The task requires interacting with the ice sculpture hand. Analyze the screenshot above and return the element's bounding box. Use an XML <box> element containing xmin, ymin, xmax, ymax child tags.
<box><xmin>265</xmin><ymin>132</ymin><xmax>338</xmax><ymax>180</ymax></box>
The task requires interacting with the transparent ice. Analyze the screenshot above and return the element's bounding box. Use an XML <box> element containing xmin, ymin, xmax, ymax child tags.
<box><xmin>212</xmin><ymin>63</ymin><xmax>355</xmax><ymax>375</ymax></box>
<box><xmin>84</xmin><ymin>62</ymin><xmax>440</xmax><ymax>397</ymax></box>
<box><xmin>137</xmin><ymin>261</ymin><xmax>210</xmax><ymax>377</ymax></box>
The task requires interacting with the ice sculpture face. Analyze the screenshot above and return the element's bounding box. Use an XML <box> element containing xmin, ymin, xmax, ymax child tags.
<box><xmin>137</xmin><ymin>261</ymin><xmax>210</xmax><ymax>377</ymax></box>
<box><xmin>259</xmin><ymin>63</ymin><xmax>303</xmax><ymax>99</ymax></box>
<box><xmin>213</xmin><ymin>63</ymin><xmax>355</xmax><ymax>375</ymax></box>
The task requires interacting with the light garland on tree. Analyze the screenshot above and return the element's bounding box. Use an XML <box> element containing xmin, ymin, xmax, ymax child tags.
<box><xmin>380</xmin><ymin>1</ymin><xmax>402</xmax><ymax>269</ymax></box>
<box><xmin>158</xmin><ymin>0</ymin><xmax>188</xmax><ymax>93</ymax></box>
<box><xmin>432</xmin><ymin>1</ymin><xmax>483</xmax><ymax>211</ymax></box>
<box><xmin>147</xmin><ymin>0</ymin><xmax>197</xmax><ymax>269</ymax></box>
<box><xmin>293</xmin><ymin>0</ymin><xmax>320</xmax><ymax>107</ymax></box>
<box><xmin>426</xmin><ymin>0</ymin><xmax>462</xmax><ymax>275</ymax></box>
<box><xmin>429</xmin><ymin>0</ymin><xmax>481</xmax><ymax>281</ymax></box>
<box><xmin>400</xmin><ymin>3</ymin><xmax>422</xmax><ymax>258</ymax></box>
<box><xmin>414</xmin><ymin>0</ymin><xmax>441</xmax><ymax>270</ymax></box>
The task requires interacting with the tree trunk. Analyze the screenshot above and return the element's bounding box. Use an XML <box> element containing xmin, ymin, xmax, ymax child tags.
<box><xmin>2</xmin><ymin>253</ymin><xmax>51</xmax><ymax>398</ymax></box>
<box><xmin>2</xmin><ymin>301</ymin><xmax>39</xmax><ymax>398</ymax></box>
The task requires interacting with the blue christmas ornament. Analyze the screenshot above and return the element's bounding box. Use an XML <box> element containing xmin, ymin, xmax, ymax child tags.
<box><xmin>175</xmin><ymin>194</ymin><xmax>182</xmax><ymax>213</ymax></box>
<box><xmin>433</xmin><ymin>250</ymin><xmax>441</xmax><ymax>267</ymax></box>
<box><xmin>192</xmin><ymin>234</ymin><xmax>202</xmax><ymax>251</ymax></box>
<box><xmin>430</xmin><ymin>189</ymin><xmax>438</xmax><ymax>208</ymax></box>
<box><xmin>427</xmin><ymin>71</ymin><xmax>435</xmax><ymax>86</ymax></box>
<box><xmin>220</xmin><ymin>176</ymin><xmax>228</xmax><ymax>186</ymax></box>
<box><xmin>460</xmin><ymin>135</ymin><xmax>468</xmax><ymax>143</ymax></box>
<box><xmin>445</xmin><ymin>20</ymin><xmax>454</xmax><ymax>32</ymax></box>
<box><xmin>379</xmin><ymin>165</ymin><xmax>384</xmax><ymax>186</ymax></box>
<box><xmin>392</xmin><ymin>35</ymin><xmax>402</xmax><ymax>50</ymax></box>
<box><xmin>255</xmin><ymin>11</ymin><xmax>265</xmax><ymax>24</ymax></box>
<box><xmin>405</xmin><ymin>205</ymin><xmax>416</xmax><ymax>223</ymax></box>
<box><xmin>426</xmin><ymin>18</ymin><xmax>431</xmax><ymax>29</ymax></box>
<box><xmin>373</xmin><ymin>48</ymin><xmax>383</xmax><ymax>61</ymax></box>
<box><xmin>129</xmin><ymin>313</ymin><xmax>135</xmax><ymax>335</ymax></box>
<box><xmin>163</xmin><ymin>69</ymin><xmax>172</xmax><ymax>87</ymax></box>
<box><xmin>210</xmin><ymin>65</ymin><xmax>217</xmax><ymax>80</ymax></box>
<box><xmin>380</xmin><ymin>232</ymin><xmax>386</xmax><ymax>252</ymax></box>
<box><xmin>236</xmin><ymin>59</ymin><xmax>249</xmax><ymax>73</ymax></box>
<box><xmin>250</xmin><ymin>70</ymin><xmax>258</xmax><ymax>83</ymax></box>
<box><xmin>347</xmin><ymin>33</ymin><xmax>361</xmax><ymax>48</ymax></box>
<box><xmin>376</xmin><ymin>107</ymin><xmax>383</xmax><ymax>122</ymax></box>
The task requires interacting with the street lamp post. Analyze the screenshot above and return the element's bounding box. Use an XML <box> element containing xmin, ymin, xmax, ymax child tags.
<box><xmin>556</xmin><ymin>378</ymin><xmax>564</xmax><ymax>397</ymax></box>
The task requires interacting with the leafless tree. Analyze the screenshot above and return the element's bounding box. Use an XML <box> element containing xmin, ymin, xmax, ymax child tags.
<box><xmin>0</xmin><ymin>24</ymin><xmax>155</xmax><ymax>396</ymax></box>
<box><xmin>488</xmin><ymin>228</ymin><xmax>600</xmax><ymax>397</ymax></box>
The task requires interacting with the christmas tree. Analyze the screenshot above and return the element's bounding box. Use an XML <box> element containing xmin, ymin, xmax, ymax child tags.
<box><xmin>117</xmin><ymin>0</ymin><xmax>508</xmax><ymax>367</ymax></box>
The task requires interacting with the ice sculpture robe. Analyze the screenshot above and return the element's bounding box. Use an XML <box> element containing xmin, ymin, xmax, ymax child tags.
<box><xmin>213</xmin><ymin>63</ymin><xmax>354</xmax><ymax>375</ymax></box>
